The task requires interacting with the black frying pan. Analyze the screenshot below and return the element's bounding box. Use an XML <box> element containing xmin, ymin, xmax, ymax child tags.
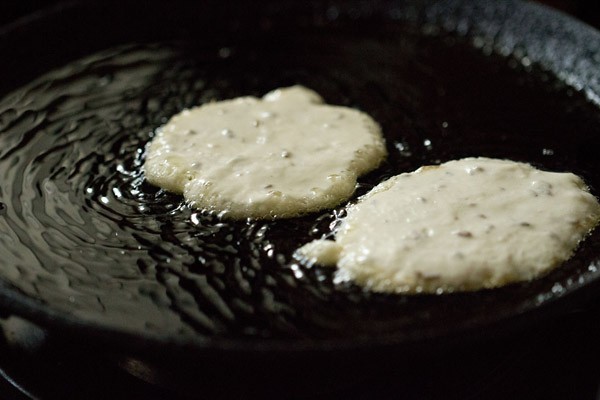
<box><xmin>1</xmin><ymin>0</ymin><xmax>600</xmax><ymax>366</ymax></box>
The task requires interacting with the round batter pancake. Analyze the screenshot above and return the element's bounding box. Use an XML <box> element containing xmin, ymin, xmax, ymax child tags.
<box><xmin>144</xmin><ymin>86</ymin><xmax>386</xmax><ymax>219</ymax></box>
<box><xmin>296</xmin><ymin>157</ymin><xmax>600</xmax><ymax>293</ymax></box>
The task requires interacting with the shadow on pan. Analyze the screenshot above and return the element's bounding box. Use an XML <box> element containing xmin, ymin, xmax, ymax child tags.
<box><xmin>0</xmin><ymin>0</ymin><xmax>600</xmax><ymax>364</ymax></box>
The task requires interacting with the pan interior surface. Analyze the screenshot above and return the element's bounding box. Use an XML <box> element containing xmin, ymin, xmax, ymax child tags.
<box><xmin>1</xmin><ymin>0</ymin><xmax>600</xmax><ymax>352</ymax></box>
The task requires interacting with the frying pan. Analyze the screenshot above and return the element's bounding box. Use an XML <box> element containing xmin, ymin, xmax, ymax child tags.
<box><xmin>1</xmin><ymin>0</ymin><xmax>600</xmax><ymax>368</ymax></box>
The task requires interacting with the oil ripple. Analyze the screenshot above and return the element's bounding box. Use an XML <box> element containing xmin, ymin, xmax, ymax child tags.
<box><xmin>0</xmin><ymin>24</ymin><xmax>599</xmax><ymax>345</ymax></box>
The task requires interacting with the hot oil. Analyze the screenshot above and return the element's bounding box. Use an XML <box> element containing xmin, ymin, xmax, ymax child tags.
<box><xmin>0</xmin><ymin>22</ymin><xmax>600</xmax><ymax>342</ymax></box>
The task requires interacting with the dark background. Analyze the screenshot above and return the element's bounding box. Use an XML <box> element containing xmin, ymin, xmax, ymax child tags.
<box><xmin>0</xmin><ymin>0</ymin><xmax>600</xmax><ymax>28</ymax></box>
<box><xmin>539</xmin><ymin>0</ymin><xmax>600</xmax><ymax>27</ymax></box>
<box><xmin>0</xmin><ymin>1</ymin><xmax>55</xmax><ymax>27</ymax></box>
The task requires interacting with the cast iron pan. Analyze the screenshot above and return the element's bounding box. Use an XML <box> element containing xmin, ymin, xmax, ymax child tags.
<box><xmin>1</xmin><ymin>0</ymin><xmax>600</xmax><ymax>361</ymax></box>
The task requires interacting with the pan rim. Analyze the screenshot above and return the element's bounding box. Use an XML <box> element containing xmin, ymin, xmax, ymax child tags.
<box><xmin>1</xmin><ymin>0</ymin><xmax>600</xmax><ymax>356</ymax></box>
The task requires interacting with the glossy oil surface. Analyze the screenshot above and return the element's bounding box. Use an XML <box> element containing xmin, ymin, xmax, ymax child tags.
<box><xmin>1</xmin><ymin>17</ymin><xmax>600</xmax><ymax>346</ymax></box>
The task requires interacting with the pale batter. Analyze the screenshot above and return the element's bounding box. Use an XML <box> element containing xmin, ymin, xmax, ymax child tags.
<box><xmin>296</xmin><ymin>158</ymin><xmax>600</xmax><ymax>293</ymax></box>
<box><xmin>144</xmin><ymin>86</ymin><xmax>387</xmax><ymax>219</ymax></box>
